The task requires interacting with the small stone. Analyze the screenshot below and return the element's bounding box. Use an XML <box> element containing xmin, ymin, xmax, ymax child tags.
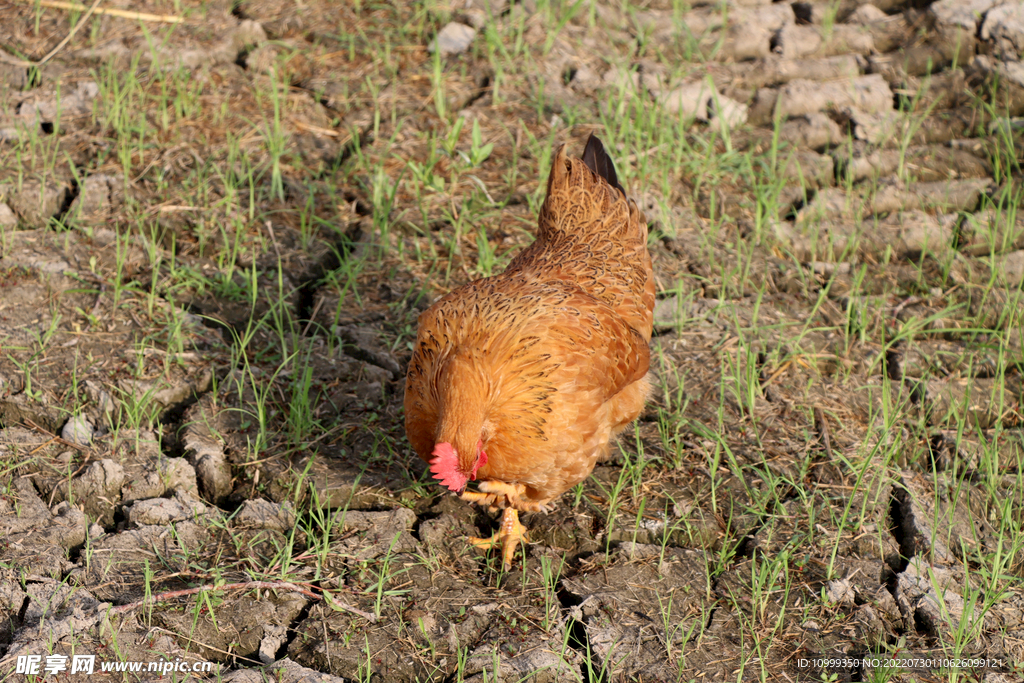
<box><xmin>826</xmin><ymin>578</ymin><xmax>856</xmax><ymax>605</ymax></box>
<box><xmin>430</xmin><ymin>22</ymin><xmax>477</xmax><ymax>56</ymax></box>
<box><xmin>61</xmin><ymin>415</ymin><xmax>94</xmax><ymax>446</ymax></box>
<box><xmin>462</xmin><ymin>8</ymin><xmax>486</xmax><ymax>28</ymax></box>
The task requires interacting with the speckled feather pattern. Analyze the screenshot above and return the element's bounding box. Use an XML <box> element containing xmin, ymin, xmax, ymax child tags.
<box><xmin>404</xmin><ymin>138</ymin><xmax>655</xmax><ymax>509</ymax></box>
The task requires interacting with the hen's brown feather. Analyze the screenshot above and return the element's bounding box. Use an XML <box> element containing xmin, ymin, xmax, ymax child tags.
<box><xmin>405</xmin><ymin>135</ymin><xmax>654</xmax><ymax>513</ymax></box>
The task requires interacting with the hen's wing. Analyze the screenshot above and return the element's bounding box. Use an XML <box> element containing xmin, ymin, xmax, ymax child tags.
<box><xmin>484</xmin><ymin>282</ymin><xmax>650</xmax><ymax>493</ymax></box>
<box><xmin>404</xmin><ymin>275</ymin><xmax>650</xmax><ymax>483</ymax></box>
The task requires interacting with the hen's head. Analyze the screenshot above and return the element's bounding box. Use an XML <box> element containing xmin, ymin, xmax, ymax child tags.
<box><xmin>430</xmin><ymin>441</ymin><xmax>488</xmax><ymax>493</ymax></box>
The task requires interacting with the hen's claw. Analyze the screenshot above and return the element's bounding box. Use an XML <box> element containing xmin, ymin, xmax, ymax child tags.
<box><xmin>459</xmin><ymin>489</ymin><xmax>500</xmax><ymax>511</ymax></box>
<box><xmin>461</xmin><ymin>481</ymin><xmax>554</xmax><ymax>513</ymax></box>
<box><xmin>469</xmin><ymin>508</ymin><xmax>529</xmax><ymax>568</ymax></box>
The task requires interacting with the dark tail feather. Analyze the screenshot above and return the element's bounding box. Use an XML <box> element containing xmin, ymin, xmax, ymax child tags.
<box><xmin>582</xmin><ymin>134</ymin><xmax>625</xmax><ymax>197</ymax></box>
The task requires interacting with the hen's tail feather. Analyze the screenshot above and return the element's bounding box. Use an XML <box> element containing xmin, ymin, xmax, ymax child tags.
<box><xmin>581</xmin><ymin>134</ymin><xmax>624</xmax><ymax>197</ymax></box>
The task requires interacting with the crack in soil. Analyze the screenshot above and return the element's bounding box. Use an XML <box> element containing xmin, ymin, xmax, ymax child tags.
<box><xmin>556</xmin><ymin>583</ymin><xmax>602</xmax><ymax>683</ymax></box>
<box><xmin>52</xmin><ymin>170</ymin><xmax>80</xmax><ymax>226</ymax></box>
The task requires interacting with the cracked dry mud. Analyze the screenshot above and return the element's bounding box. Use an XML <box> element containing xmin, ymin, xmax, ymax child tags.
<box><xmin>1</xmin><ymin>0</ymin><xmax>1024</xmax><ymax>681</ymax></box>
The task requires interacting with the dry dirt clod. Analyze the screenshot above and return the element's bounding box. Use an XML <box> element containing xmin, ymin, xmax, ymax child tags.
<box><xmin>773</xmin><ymin>24</ymin><xmax>874</xmax><ymax>60</ymax></box>
<box><xmin>956</xmin><ymin>207</ymin><xmax>1024</xmax><ymax>255</ymax></box>
<box><xmin>778</xmin><ymin>149</ymin><xmax>835</xmax><ymax>188</ymax></box>
<box><xmin>234</xmin><ymin>498</ymin><xmax>298</xmax><ymax>532</ymax></box>
<box><xmin>0</xmin><ymin>178</ymin><xmax>72</xmax><ymax>228</ymax></box>
<box><xmin>894</xmin><ymin>471</ymin><xmax>998</xmax><ymax>565</ymax></box>
<box><xmin>981</xmin><ymin>3</ymin><xmax>1024</xmax><ymax>59</ymax></box>
<box><xmin>123</xmin><ymin>455</ymin><xmax>199</xmax><ymax>503</ymax></box>
<box><xmin>842</xmin><ymin>106</ymin><xmax>903</xmax><ymax>145</ymax></box>
<box><xmin>778</xmin><ymin>112</ymin><xmax>846</xmax><ymax>150</ymax></box>
<box><xmin>795</xmin><ymin>179</ymin><xmax>992</xmax><ymax>227</ymax></box>
<box><xmin>0</xmin><ymin>201</ymin><xmax>15</xmax><ymax>228</ymax></box>
<box><xmin>15</xmin><ymin>80</ymin><xmax>98</xmax><ymax>127</ymax></box>
<box><xmin>124</xmin><ymin>489</ymin><xmax>209</xmax><ymax>526</ymax></box>
<box><xmin>66</xmin><ymin>174</ymin><xmax>123</xmax><ymax>226</ymax></box>
<box><xmin>833</xmin><ymin>144</ymin><xmax>992</xmax><ymax>183</ymax></box>
<box><xmin>331</xmin><ymin>508</ymin><xmax>419</xmax><ymax>561</ymax></box>
<box><xmin>777</xmin><ymin>209</ymin><xmax>961</xmax><ymax>262</ymax></box>
<box><xmin>219</xmin><ymin>658</ymin><xmax>349</xmax><ymax>683</ymax></box>
<box><xmin>708</xmin><ymin>91</ymin><xmax>749</xmax><ymax>130</ymax></box>
<box><xmin>994</xmin><ymin>249</ymin><xmax>1024</xmax><ymax>286</ymax></box>
<box><xmin>0</xmin><ymin>478</ymin><xmax>86</xmax><ymax>578</ymax></box>
<box><xmin>894</xmin><ymin>557</ymin><xmax>985</xmax><ymax>644</ymax></box>
<box><xmin>660</xmin><ymin>80</ymin><xmax>713</xmax><ymax>121</ymax></box>
<box><xmin>144</xmin><ymin>19</ymin><xmax>268</xmax><ymax>70</ymax></box>
<box><xmin>773</xmin><ymin>54</ymin><xmax>865</xmax><ymax>85</ymax></box>
<box><xmin>929</xmin><ymin>0</ymin><xmax>1001</xmax><ymax>32</ymax></box>
<box><xmin>182</xmin><ymin>399</ymin><xmax>233</xmax><ymax>504</ymax></box>
<box><xmin>775</xmin><ymin>73</ymin><xmax>894</xmax><ymax>119</ymax></box>
<box><xmin>845</xmin><ymin>4</ymin><xmax>888</xmax><ymax>25</ymax></box>
<box><xmin>49</xmin><ymin>459</ymin><xmax>125</xmax><ymax>526</ymax></box>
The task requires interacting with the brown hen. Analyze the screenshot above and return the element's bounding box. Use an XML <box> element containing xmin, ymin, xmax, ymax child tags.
<box><xmin>404</xmin><ymin>135</ymin><xmax>655</xmax><ymax>567</ymax></box>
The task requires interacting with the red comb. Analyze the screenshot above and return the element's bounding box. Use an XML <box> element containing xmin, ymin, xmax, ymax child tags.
<box><xmin>430</xmin><ymin>442</ymin><xmax>467</xmax><ymax>492</ymax></box>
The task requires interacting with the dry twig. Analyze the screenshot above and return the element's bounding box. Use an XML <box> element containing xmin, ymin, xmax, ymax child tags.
<box><xmin>11</xmin><ymin>0</ymin><xmax>183</xmax><ymax>25</ymax></box>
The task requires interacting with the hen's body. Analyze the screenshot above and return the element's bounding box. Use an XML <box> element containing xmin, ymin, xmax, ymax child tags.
<box><xmin>404</xmin><ymin>136</ymin><xmax>654</xmax><ymax>565</ymax></box>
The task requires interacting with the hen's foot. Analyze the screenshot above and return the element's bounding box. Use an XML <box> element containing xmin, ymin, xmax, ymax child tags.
<box><xmin>469</xmin><ymin>507</ymin><xmax>528</xmax><ymax>569</ymax></box>
<box><xmin>459</xmin><ymin>489</ymin><xmax>500</xmax><ymax>512</ymax></box>
<box><xmin>461</xmin><ymin>481</ymin><xmax>552</xmax><ymax>513</ymax></box>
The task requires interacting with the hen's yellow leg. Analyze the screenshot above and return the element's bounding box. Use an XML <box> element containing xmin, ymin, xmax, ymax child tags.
<box><xmin>469</xmin><ymin>507</ymin><xmax>528</xmax><ymax>568</ymax></box>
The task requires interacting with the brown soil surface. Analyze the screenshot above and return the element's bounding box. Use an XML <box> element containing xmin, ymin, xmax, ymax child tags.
<box><xmin>1</xmin><ymin>0</ymin><xmax>1024</xmax><ymax>681</ymax></box>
